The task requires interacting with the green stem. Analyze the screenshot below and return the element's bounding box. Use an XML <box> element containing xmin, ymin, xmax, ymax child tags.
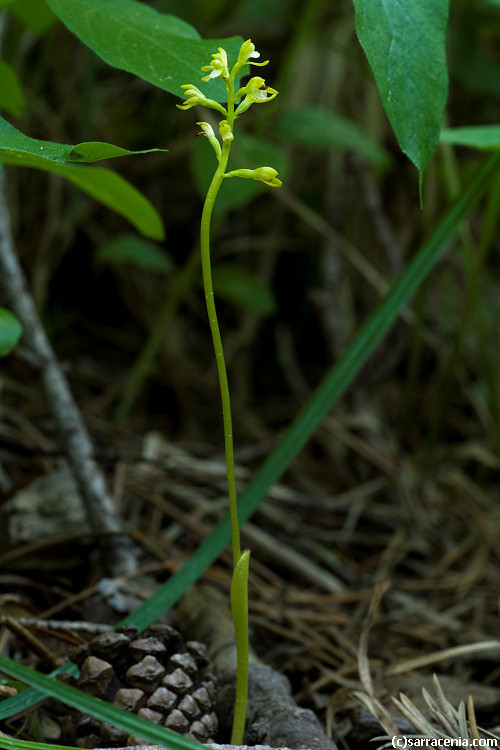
<box><xmin>200</xmin><ymin>133</ymin><xmax>249</xmax><ymax>744</ymax></box>
<box><xmin>230</xmin><ymin>549</ymin><xmax>250</xmax><ymax>746</ymax></box>
<box><xmin>198</xmin><ymin>71</ymin><xmax>250</xmax><ymax>745</ymax></box>
<box><xmin>200</xmin><ymin>138</ymin><xmax>241</xmax><ymax>566</ymax></box>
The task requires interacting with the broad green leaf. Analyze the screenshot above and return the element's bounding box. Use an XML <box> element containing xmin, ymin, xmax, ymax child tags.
<box><xmin>0</xmin><ymin>60</ymin><xmax>25</xmax><ymax>117</ymax></box>
<box><xmin>96</xmin><ymin>234</ymin><xmax>176</xmax><ymax>273</ymax></box>
<box><xmin>45</xmin><ymin>0</ymin><xmax>243</xmax><ymax>100</ymax></box>
<box><xmin>70</xmin><ymin>142</ymin><xmax>162</xmax><ymax>162</ymax></box>
<box><xmin>0</xmin><ymin>116</ymin><xmax>165</xmax><ymax>239</ymax></box>
<box><xmin>0</xmin><ymin>114</ymin><xmax>163</xmax><ymax>163</ymax></box>
<box><xmin>0</xmin><ymin>656</ymin><xmax>204</xmax><ymax>750</ymax></box>
<box><xmin>0</xmin><ymin>307</ymin><xmax>22</xmax><ymax>355</ymax></box>
<box><xmin>213</xmin><ymin>263</ymin><xmax>277</xmax><ymax>315</ymax></box>
<box><xmin>352</xmin><ymin>0</ymin><xmax>449</xmax><ymax>175</ymax></box>
<box><xmin>278</xmin><ymin>106</ymin><xmax>388</xmax><ymax>165</ymax></box>
<box><xmin>192</xmin><ymin>131</ymin><xmax>288</xmax><ymax>215</ymax></box>
<box><xmin>440</xmin><ymin>125</ymin><xmax>500</xmax><ymax>151</ymax></box>
<box><xmin>9</xmin><ymin>0</ymin><xmax>56</xmax><ymax>34</ymax></box>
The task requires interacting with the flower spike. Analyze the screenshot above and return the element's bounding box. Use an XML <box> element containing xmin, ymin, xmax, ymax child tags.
<box><xmin>176</xmin><ymin>36</ymin><xmax>281</xmax><ymax>749</ymax></box>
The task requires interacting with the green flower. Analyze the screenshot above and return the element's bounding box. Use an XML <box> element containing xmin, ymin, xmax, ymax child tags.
<box><xmin>201</xmin><ymin>47</ymin><xmax>230</xmax><ymax>82</ymax></box>
<box><xmin>245</xmin><ymin>77</ymin><xmax>278</xmax><ymax>102</ymax></box>
<box><xmin>176</xmin><ymin>84</ymin><xmax>227</xmax><ymax>115</ymax></box>
<box><xmin>233</xmin><ymin>39</ymin><xmax>269</xmax><ymax>75</ymax></box>
<box><xmin>234</xmin><ymin>77</ymin><xmax>278</xmax><ymax>116</ymax></box>
<box><xmin>178</xmin><ymin>41</ymin><xmax>281</xmax><ymax>190</ymax></box>
<box><xmin>224</xmin><ymin>166</ymin><xmax>282</xmax><ymax>188</ymax></box>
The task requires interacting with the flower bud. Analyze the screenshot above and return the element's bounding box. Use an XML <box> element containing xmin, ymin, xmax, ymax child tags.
<box><xmin>177</xmin><ymin>84</ymin><xmax>227</xmax><ymax>116</ymax></box>
<box><xmin>197</xmin><ymin>122</ymin><xmax>221</xmax><ymax>161</ymax></box>
<box><xmin>219</xmin><ymin>120</ymin><xmax>234</xmax><ymax>142</ymax></box>
<box><xmin>224</xmin><ymin>166</ymin><xmax>282</xmax><ymax>187</ymax></box>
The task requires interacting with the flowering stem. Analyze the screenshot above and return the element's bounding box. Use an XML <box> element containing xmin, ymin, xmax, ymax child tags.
<box><xmin>199</xmin><ymin>134</ymin><xmax>249</xmax><ymax>744</ymax></box>
<box><xmin>179</xmin><ymin>39</ymin><xmax>280</xmax><ymax>746</ymax></box>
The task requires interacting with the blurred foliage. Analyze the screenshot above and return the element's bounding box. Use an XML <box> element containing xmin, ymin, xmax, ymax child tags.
<box><xmin>0</xmin><ymin>307</ymin><xmax>22</xmax><ymax>355</ymax></box>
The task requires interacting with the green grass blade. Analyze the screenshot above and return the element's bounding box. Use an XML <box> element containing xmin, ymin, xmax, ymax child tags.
<box><xmin>0</xmin><ymin>736</ymin><xmax>90</xmax><ymax>750</ymax></box>
<box><xmin>0</xmin><ymin>663</ymin><xmax>76</xmax><ymax>719</ymax></box>
<box><xmin>0</xmin><ymin>736</ymin><xmax>79</xmax><ymax>750</ymax></box>
<box><xmin>0</xmin><ymin>656</ymin><xmax>204</xmax><ymax>750</ymax></box>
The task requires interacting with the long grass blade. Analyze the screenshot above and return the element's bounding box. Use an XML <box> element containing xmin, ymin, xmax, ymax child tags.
<box><xmin>0</xmin><ymin>662</ymin><xmax>77</xmax><ymax>720</ymax></box>
<box><xmin>0</xmin><ymin>655</ymin><xmax>204</xmax><ymax>750</ymax></box>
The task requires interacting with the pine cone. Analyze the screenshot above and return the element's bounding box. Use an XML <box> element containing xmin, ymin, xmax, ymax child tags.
<box><xmin>61</xmin><ymin>624</ymin><xmax>218</xmax><ymax>748</ymax></box>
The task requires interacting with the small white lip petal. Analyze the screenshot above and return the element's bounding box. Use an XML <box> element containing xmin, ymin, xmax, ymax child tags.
<box><xmin>249</xmin><ymin>50</ymin><xmax>260</xmax><ymax>59</ymax></box>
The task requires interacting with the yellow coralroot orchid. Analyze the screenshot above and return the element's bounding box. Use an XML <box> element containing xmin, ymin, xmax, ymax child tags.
<box><xmin>176</xmin><ymin>37</ymin><xmax>281</xmax><ymax>747</ymax></box>
<box><xmin>177</xmin><ymin>39</ymin><xmax>282</xmax><ymax>188</ymax></box>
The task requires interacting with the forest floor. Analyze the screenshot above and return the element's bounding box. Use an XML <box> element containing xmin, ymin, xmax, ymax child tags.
<box><xmin>2</xmin><ymin>337</ymin><xmax>500</xmax><ymax>748</ymax></box>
